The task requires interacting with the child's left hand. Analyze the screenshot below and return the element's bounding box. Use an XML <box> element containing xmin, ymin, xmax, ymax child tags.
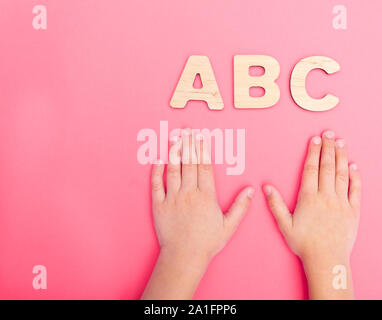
<box><xmin>142</xmin><ymin>129</ymin><xmax>253</xmax><ymax>299</ymax></box>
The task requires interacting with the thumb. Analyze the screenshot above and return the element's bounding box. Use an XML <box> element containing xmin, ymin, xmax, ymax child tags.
<box><xmin>263</xmin><ymin>185</ymin><xmax>292</xmax><ymax>236</ymax></box>
<box><xmin>224</xmin><ymin>186</ymin><xmax>254</xmax><ymax>237</ymax></box>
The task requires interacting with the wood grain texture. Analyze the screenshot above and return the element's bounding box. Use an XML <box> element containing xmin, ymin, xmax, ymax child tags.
<box><xmin>170</xmin><ymin>55</ymin><xmax>224</xmax><ymax>110</ymax></box>
<box><xmin>290</xmin><ymin>56</ymin><xmax>340</xmax><ymax>111</ymax></box>
<box><xmin>234</xmin><ymin>55</ymin><xmax>280</xmax><ymax>109</ymax></box>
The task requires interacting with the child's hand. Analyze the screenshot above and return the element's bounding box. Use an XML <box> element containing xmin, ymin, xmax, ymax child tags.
<box><xmin>263</xmin><ymin>131</ymin><xmax>361</xmax><ymax>299</ymax></box>
<box><xmin>142</xmin><ymin>129</ymin><xmax>253</xmax><ymax>299</ymax></box>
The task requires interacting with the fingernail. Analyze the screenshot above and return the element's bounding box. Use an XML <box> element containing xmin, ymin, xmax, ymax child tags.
<box><xmin>247</xmin><ymin>187</ymin><xmax>254</xmax><ymax>199</ymax></box>
<box><xmin>336</xmin><ymin>139</ymin><xmax>346</xmax><ymax>148</ymax></box>
<box><xmin>312</xmin><ymin>136</ymin><xmax>321</xmax><ymax>145</ymax></box>
<box><xmin>350</xmin><ymin>163</ymin><xmax>358</xmax><ymax>171</ymax></box>
<box><xmin>263</xmin><ymin>185</ymin><xmax>272</xmax><ymax>196</ymax></box>
<box><xmin>323</xmin><ymin>131</ymin><xmax>335</xmax><ymax>139</ymax></box>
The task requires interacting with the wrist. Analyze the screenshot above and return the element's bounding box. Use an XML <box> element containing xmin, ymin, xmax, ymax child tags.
<box><xmin>141</xmin><ymin>247</ymin><xmax>211</xmax><ymax>300</ymax></box>
<box><xmin>301</xmin><ymin>251</ymin><xmax>350</xmax><ymax>273</ymax></box>
<box><xmin>300</xmin><ymin>253</ymin><xmax>353</xmax><ymax>300</ymax></box>
<box><xmin>159</xmin><ymin>246</ymin><xmax>211</xmax><ymax>273</ymax></box>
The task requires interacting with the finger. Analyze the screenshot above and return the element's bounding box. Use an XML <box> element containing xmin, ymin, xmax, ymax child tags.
<box><xmin>195</xmin><ymin>133</ymin><xmax>215</xmax><ymax>192</ymax></box>
<box><xmin>181</xmin><ymin>129</ymin><xmax>197</xmax><ymax>190</ymax></box>
<box><xmin>349</xmin><ymin>163</ymin><xmax>361</xmax><ymax>211</ymax></box>
<box><xmin>335</xmin><ymin>139</ymin><xmax>349</xmax><ymax>198</ymax></box>
<box><xmin>319</xmin><ymin>130</ymin><xmax>336</xmax><ymax>194</ymax></box>
<box><xmin>263</xmin><ymin>185</ymin><xmax>292</xmax><ymax>237</ymax></box>
<box><xmin>166</xmin><ymin>136</ymin><xmax>182</xmax><ymax>196</ymax></box>
<box><xmin>224</xmin><ymin>187</ymin><xmax>254</xmax><ymax>237</ymax></box>
<box><xmin>300</xmin><ymin>136</ymin><xmax>322</xmax><ymax>194</ymax></box>
<box><xmin>151</xmin><ymin>160</ymin><xmax>165</xmax><ymax>204</ymax></box>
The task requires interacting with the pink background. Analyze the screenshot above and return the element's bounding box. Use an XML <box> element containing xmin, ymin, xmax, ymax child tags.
<box><xmin>0</xmin><ymin>0</ymin><xmax>381</xmax><ymax>299</ymax></box>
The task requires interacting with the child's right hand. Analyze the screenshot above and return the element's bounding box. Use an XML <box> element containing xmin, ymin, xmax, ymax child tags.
<box><xmin>263</xmin><ymin>131</ymin><xmax>361</xmax><ymax>299</ymax></box>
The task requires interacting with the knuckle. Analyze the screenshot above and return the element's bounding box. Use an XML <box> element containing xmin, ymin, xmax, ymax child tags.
<box><xmin>336</xmin><ymin>170</ymin><xmax>348</xmax><ymax>183</ymax></box>
<box><xmin>198</xmin><ymin>163</ymin><xmax>212</xmax><ymax>173</ymax></box>
<box><xmin>323</xmin><ymin>140</ymin><xmax>335</xmax><ymax>148</ymax></box>
<box><xmin>336</xmin><ymin>150</ymin><xmax>346</xmax><ymax>158</ymax></box>
<box><xmin>151</xmin><ymin>180</ymin><xmax>162</xmax><ymax>192</ymax></box>
<box><xmin>352</xmin><ymin>173</ymin><xmax>362</xmax><ymax>184</ymax></box>
<box><xmin>308</xmin><ymin>147</ymin><xmax>320</xmax><ymax>157</ymax></box>
<box><xmin>235</xmin><ymin>199</ymin><xmax>249</xmax><ymax>213</ymax></box>
<box><xmin>351</xmin><ymin>185</ymin><xmax>361</xmax><ymax>194</ymax></box>
<box><xmin>166</xmin><ymin>166</ymin><xmax>179</xmax><ymax>177</ymax></box>
<box><xmin>304</xmin><ymin>164</ymin><xmax>318</xmax><ymax>175</ymax></box>
<box><xmin>182</xmin><ymin>163</ymin><xmax>195</xmax><ymax>170</ymax></box>
<box><xmin>168</xmin><ymin>155</ymin><xmax>180</xmax><ymax>166</ymax></box>
<box><xmin>321</xmin><ymin>162</ymin><xmax>335</xmax><ymax>174</ymax></box>
<box><xmin>323</xmin><ymin>153</ymin><xmax>335</xmax><ymax>164</ymax></box>
<box><xmin>237</xmin><ymin>198</ymin><xmax>247</xmax><ymax>208</ymax></box>
<box><xmin>269</xmin><ymin>199</ymin><xmax>279</xmax><ymax>213</ymax></box>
